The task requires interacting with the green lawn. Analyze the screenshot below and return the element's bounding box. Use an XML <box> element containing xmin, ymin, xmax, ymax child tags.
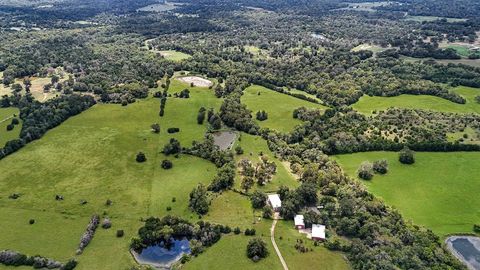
<box><xmin>352</xmin><ymin>86</ymin><xmax>480</xmax><ymax>115</ymax></box>
<box><xmin>0</xmin><ymin>79</ymin><xmax>223</xmax><ymax>269</ymax></box>
<box><xmin>275</xmin><ymin>220</ymin><xmax>350</xmax><ymax>270</ymax></box>
<box><xmin>334</xmin><ymin>151</ymin><xmax>480</xmax><ymax>237</ymax></box>
<box><xmin>404</xmin><ymin>15</ymin><xmax>467</xmax><ymax>23</ymax></box>
<box><xmin>0</xmin><ymin>107</ymin><xmax>21</xmax><ymax>147</ymax></box>
<box><xmin>242</xmin><ymin>85</ymin><xmax>327</xmax><ymax>133</ymax></box>
<box><xmin>159</xmin><ymin>50</ymin><xmax>192</xmax><ymax>62</ymax></box>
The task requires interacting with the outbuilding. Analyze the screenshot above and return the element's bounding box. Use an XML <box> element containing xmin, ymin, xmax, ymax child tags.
<box><xmin>294</xmin><ymin>215</ymin><xmax>305</xmax><ymax>229</ymax></box>
<box><xmin>267</xmin><ymin>194</ymin><xmax>282</xmax><ymax>212</ymax></box>
<box><xmin>312</xmin><ymin>224</ymin><xmax>326</xmax><ymax>241</ymax></box>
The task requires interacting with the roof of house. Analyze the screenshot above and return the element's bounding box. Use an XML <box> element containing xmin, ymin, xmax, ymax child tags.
<box><xmin>312</xmin><ymin>224</ymin><xmax>326</xmax><ymax>239</ymax></box>
<box><xmin>267</xmin><ymin>194</ymin><xmax>282</xmax><ymax>208</ymax></box>
<box><xmin>294</xmin><ymin>215</ymin><xmax>305</xmax><ymax>226</ymax></box>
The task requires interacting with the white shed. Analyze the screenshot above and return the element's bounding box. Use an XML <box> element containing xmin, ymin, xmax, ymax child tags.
<box><xmin>312</xmin><ymin>224</ymin><xmax>326</xmax><ymax>241</ymax></box>
<box><xmin>267</xmin><ymin>194</ymin><xmax>282</xmax><ymax>211</ymax></box>
<box><xmin>294</xmin><ymin>215</ymin><xmax>305</xmax><ymax>229</ymax></box>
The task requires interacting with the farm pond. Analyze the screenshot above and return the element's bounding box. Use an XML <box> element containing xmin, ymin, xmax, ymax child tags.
<box><xmin>131</xmin><ymin>239</ymin><xmax>190</xmax><ymax>269</ymax></box>
<box><xmin>446</xmin><ymin>236</ymin><xmax>480</xmax><ymax>270</ymax></box>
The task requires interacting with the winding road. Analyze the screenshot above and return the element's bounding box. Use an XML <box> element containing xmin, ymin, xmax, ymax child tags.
<box><xmin>270</xmin><ymin>216</ymin><xmax>289</xmax><ymax>270</ymax></box>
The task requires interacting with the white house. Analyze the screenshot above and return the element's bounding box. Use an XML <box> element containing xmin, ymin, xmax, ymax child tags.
<box><xmin>267</xmin><ymin>194</ymin><xmax>282</xmax><ymax>211</ymax></box>
<box><xmin>312</xmin><ymin>224</ymin><xmax>326</xmax><ymax>241</ymax></box>
<box><xmin>294</xmin><ymin>215</ymin><xmax>305</xmax><ymax>229</ymax></box>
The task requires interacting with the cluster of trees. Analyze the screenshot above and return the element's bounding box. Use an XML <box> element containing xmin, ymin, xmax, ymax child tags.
<box><xmin>246</xmin><ymin>238</ymin><xmax>269</xmax><ymax>262</ymax></box>
<box><xmin>131</xmin><ymin>215</ymin><xmax>231</xmax><ymax>256</ymax></box>
<box><xmin>357</xmin><ymin>159</ymin><xmax>388</xmax><ymax>180</ymax></box>
<box><xmin>264</xmin><ymin>148</ymin><xmax>466</xmax><ymax>269</ymax></box>
<box><xmin>189</xmin><ymin>184</ymin><xmax>209</xmax><ymax>215</ymax></box>
<box><xmin>163</xmin><ymin>138</ymin><xmax>181</xmax><ymax>156</ymax></box>
<box><xmin>238</xmin><ymin>156</ymin><xmax>277</xmax><ymax>190</ymax></box>
<box><xmin>0</xmin><ymin>94</ymin><xmax>95</xmax><ymax>159</ymax></box>
<box><xmin>0</xmin><ymin>250</ymin><xmax>77</xmax><ymax>270</ymax></box>
<box><xmin>255</xmin><ymin>111</ymin><xmax>268</xmax><ymax>121</ymax></box>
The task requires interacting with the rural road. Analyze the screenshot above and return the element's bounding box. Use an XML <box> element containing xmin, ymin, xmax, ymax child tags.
<box><xmin>271</xmin><ymin>216</ymin><xmax>289</xmax><ymax>270</ymax></box>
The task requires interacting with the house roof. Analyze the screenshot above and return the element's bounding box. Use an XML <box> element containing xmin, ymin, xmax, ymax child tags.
<box><xmin>294</xmin><ymin>215</ymin><xmax>304</xmax><ymax>226</ymax></box>
<box><xmin>267</xmin><ymin>194</ymin><xmax>282</xmax><ymax>208</ymax></box>
<box><xmin>312</xmin><ymin>224</ymin><xmax>326</xmax><ymax>239</ymax></box>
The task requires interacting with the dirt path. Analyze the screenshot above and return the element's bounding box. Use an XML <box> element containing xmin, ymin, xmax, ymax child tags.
<box><xmin>271</xmin><ymin>215</ymin><xmax>289</xmax><ymax>270</ymax></box>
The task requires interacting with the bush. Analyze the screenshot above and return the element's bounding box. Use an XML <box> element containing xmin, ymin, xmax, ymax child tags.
<box><xmin>11</xmin><ymin>118</ymin><xmax>19</xmax><ymax>125</ymax></box>
<box><xmin>399</xmin><ymin>147</ymin><xmax>415</xmax><ymax>164</ymax></box>
<box><xmin>474</xmin><ymin>224</ymin><xmax>480</xmax><ymax>232</ymax></box>
<box><xmin>136</xmin><ymin>152</ymin><xmax>147</xmax><ymax>163</ymax></box>
<box><xmin>262</xmin><ymin>206</ymin><xmax>273</xmax><ymax>219</ymax></box>
<box><xmin>235</xmin><ymin>146</ymin><xmax>244</xmax><ymax>155</ymax></box>
<box><xmin>151</xmin><ymin>123</ymin><xmax>160</xmax><ymax>133</ymax></box>
<box><xmin>163</xmin><ymin>138</ymin><xmax>181</xmax><ymax>155</ymax></box>
<box><xmin>6</xmin><ymin>124</ymin><xmax>14</xmax><ymax>131</ymax></box>
<box><xmin>101</xmin><ymin>218</ymin><xmax>112</xmax><ymax>229</ymax></box>
<box><xmin>246</xmin><ymin>238</ymin><xmax>268</xmax><ymax>262</ymax></box>
<box><xmin>256</xmin><ymin>111</ymin><xmax>268</xmax><ymax>121</ymax></box>
<box><xmin>245</xmin><ymin>228</ymin><xmax>256</xmax><ymax>236</ymax></box>
<box><xmin>373</xmin><ymin>159</ymin><xmax>388</xmax><ymax>174</ymax></box>
<box><xmin>116</xmin><ymin>230</ymin><xmax>124</xmax><ymax>238</ymax></box>
<box><xmin>29</xmin><ymin>219</ymin><xmax>35</xmax><ymax>225</ymax></box>
<box><xmin>167</xmin><ymin>127</ymin><xmax>180</xmax><ymax>133</ymax></box>
<box><xmin>250</xmin><ymin>191</ymin><xmax>267</xmax><ymax>209</ymax></box>
<box><xmin>234</xmin><ymin>227</ymin><xmax>241</xmax><ymax>234</ymax></box>
<box><xmin>161</xmin><ymin>160</ymin><xmax>173</xmax><ymax>169</ymax></box>
<box><xmin>357</xmin><ymin>161</ymin><xmax>374</xmax><ymax>180</ymax></box>
<box><xmin>62</xmin><ymin>259</ymin><xmax>78</xmax><ymax>270</ymax></box>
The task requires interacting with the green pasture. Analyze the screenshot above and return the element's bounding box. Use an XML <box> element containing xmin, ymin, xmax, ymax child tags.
<box><xmin>404</xmin><ymin>15</ymin><xmax>467</xmax><ymax>23</ymax></box>
<box><xmin>351</xmin><ymin>86</ymin><xmax>480</xmax><ymax>115</ymax></box>
<box><xmin>0</xmin><ymin>107</ymin><xmax>21</xmax><ymax>147</ymax></box>
<box><xmin>159</xmin><ymin>50</ymin><xmax>192</xmax><ymax>62</ymax></box>
<box><xmin>334</xmin><ymin>151</ymin><xmax>480</xmax><ymax>237</ymax></box>
<box><xmin>275</xmin><ymin>220</ymin><xmax>350</xmax><ymax>270</ymax></box>
<box><xmin>242</xmin><ymin>85</ymin><xmax>327</xmax><ymax>133</ymax></box>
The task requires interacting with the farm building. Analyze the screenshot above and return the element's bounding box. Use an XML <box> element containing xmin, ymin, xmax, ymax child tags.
<box><xmin>267</xmin><ymin>194</ymin><xmax>282</xmax><ymax>211</ymax></box>
<box><xmin>294</xmin><ymin>215</ymin><xmax>305</xmax><ymax>229</ymax></box>
<box><xmin>312</xmin><ymin>224</ymin><xmax>326</xmax><ymax>241</ymax></box>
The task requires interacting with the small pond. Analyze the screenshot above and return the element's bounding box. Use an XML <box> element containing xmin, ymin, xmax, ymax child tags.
<box><xmin>131</xmin><ymin>239</ymin><xmax>190</xmax><ymax>269</ymax></box>
<box><xmin>446</xmin><ymin>236</ymin><xmax>480</xmax><ymax>270</ymax></box>
<box><xmin>211</xmin><ymin>131</ymin><xmax>237</xmax><ymax>150</ymax></box>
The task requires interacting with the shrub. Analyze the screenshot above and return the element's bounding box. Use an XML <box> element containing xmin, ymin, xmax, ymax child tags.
<box><xmin>167</xmin><ymin>127</ymin><xmax>180</xmax><ymax>133</ymax></box>
<box><xmin>234</xmin><ymin>227</ymin><xmax>241</xmax><ymax>234</ymax></box>
<box><xmin>256</xmin><ymin>111</ymin><xmax>268</xmax><ymax>121</ymax></box>
<box><xmin>250</xmin><ymin>191</ymin><xmax>267</xmax><ymax>209</ymax></box>
<box><xmin>235</xmin><ymin>146</ymin><xmax>244</xmax><ymax>155</ymax></box>
<box><xmin>101</xmin><ymin>218</ymin><xmax>112</xmax><ymax>229</ymax></box>
<box><xmin>474</xmin><ymin>224</ymin><xmax>480</xmax><ymax>232</ymax></box>
<box><xmin>475</xmin><ymin>95</ymin><xmax>480</xmax><ymax>104</ymax></box>
<box><xmin>151</xmin><ymin>123</ymin><xmax>160</xmax><ymax>133</ymax></box>
<box><xmin>245</xmin><ymin>228</ymin><xmax>256</xmax><ymax>236</ymax></box>
<box><xmin>166</xmin><ymin>206</ymin><xmax>172</xmax><ymax>211</ymax></box>
<box><xmin>399</xmin><ymin>147</ymin><xmax>415</xmax><ymax>164</ymax></box>
<box><xmin>62</xmin><ymin>259</ymin><xmax>78</xmax><ymax>270</ymax></box>
<box><xmin>163</xmin><ymin>138</ymin><xmax>181</xmax><ymax>155</ymax></box>
<box><xmin>116</xmin><ymin>230</ymin><xmax>124</xmax><ymax>238</ymax></box>
<box><xmin>11</xmin><ymin>118</ymin><xmax>19</xmax><ymax>125</ymax></box>
<box><xmin>161</xmin><ymin>160</ymin><xmax>173</xmax><ymax>169</ymax></box>
<box><xmin>136</xmin><ymin>152</ymin><xmax>146</xmax><ymax>163</ymax></box>
<box><xmin>246</xmin><ymin>238</ymin><xmax>268</xmax><ymax>262</ymax></box>
<box><xmin>29</xmin><ymin>219</ymin><xmax>35</xmax><ymax>225</ymax></box>
<box><xmin>6</xmin><ymin>124</ymin><xmax>14</xmax><ymax>131</ymax></box>
<box><xmin>357</xmin><ymin>161</ymin><xmax>374</xmax><ymax>180</ymax></box>
<box><xmin>373</xmin><ymin>159</ymin><xmax>388</xmax><ymax>174</ymax></box>
<box><xmin>262</xmin><ymin>206</ymin><xmax>273</xmax><ymax>219</ymax></box>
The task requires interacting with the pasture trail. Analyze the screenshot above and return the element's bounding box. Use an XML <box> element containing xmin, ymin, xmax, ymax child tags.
<box><xmin>271</xmin><ymin>215</ymin><xmax>289</xmax><ymax>270</ymax></box>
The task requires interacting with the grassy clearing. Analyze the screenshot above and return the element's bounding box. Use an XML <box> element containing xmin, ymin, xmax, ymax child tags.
<box><xmin>242</xmin><ymin>85</ymin><xmax>327</xmax><ymax>133</ymax></box>
<box><xmin>0</xmin><ymin>107</ymin><xmax>21</xmax><ymax>147</ymax></box>
<box><xmin>351</xmin><ymin>86</ymin><xmax>480</xmax><ymax>115</ymax></box>
<box><xmin>0</xmin><ymin>77</ymin><xmax>223</xmax><ymax>268</ymax></box>
<box><xmin>159</xmin><ymin>50</ymin><xmax>192</xmax><ymax>62</ymax></box>
<box><xmin>404</xmin><ymin>15</ymin><xmax>467</xmax><ymax>23</ymax></box>
<box><xmin>184</xmin><ymin>221</ymin><xmax>282</xmax><ymax>270</ymax></box>
<box><xmin>275</xmin><ymin>220</ymin><xmax>350</xmax><ymax>270</ymax></box>
<box><xmin>234</xmin><ymin>133</ymin><xmax>299</xmax><ymax>192</ymax></box>
<box><xmin>334</xmin><ymin>151</ymin><xmax>480</xmax><ymax>237</ymax></box>
<box><xmin>351</xmin><ymin>44</ymin><xmax>388</xmax><ymax>55</ymax></box>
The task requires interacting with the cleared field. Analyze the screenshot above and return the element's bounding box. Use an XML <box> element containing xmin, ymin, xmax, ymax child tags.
<box><xmin>0</xmin><ymin>107</ymin><xmax>21</xmax><ymax>147</ymax></box>
<box><xmin>351</xmin><ymin>43</ymin><xmax>388</xmax><ymax>55</ymax></box>
<box><xmin>242</xmin><ymin>85</ymin><xmax>327</xmax><ymax>133</ymax></box>
<box><xmin>404</xmin><ymin>15</ymin><xmax>468</xmax><ymax>23</ymax></box>
<box><xmin>159</xmin><ymin>50</ymin><xmax>192</xmax><ymax>62</ymax></box>
<box><xmin>234</xmin><ymin>133</ymin><xmax>299</xmax><ymax>192</ymax></box>
<box><xmin>275</xmin><ymin>220</ymin><xmax>350</xmax><ymax>270</ymax></box>
<box><xmin>0</xmin><ymin>79</ymin><xmax>223</xmax><ymax>268</ymax></box>
<box><xmin>352</xmin><ymin>86</ymin><xmax>480</xmax><ymax>115</ymax></box>
<box><xmin>334</xmin><ymin>151</ymin><xmax>480</xmax><ymax>237</ymax></box>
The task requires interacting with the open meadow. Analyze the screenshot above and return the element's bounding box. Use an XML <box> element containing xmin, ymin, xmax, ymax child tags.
<box><xmin>334</xmin><ymin>151</ymin><xmax>480</xmax><ymax>237</ymax></box>
<box><xmin>0</xmin><ymin>107</ymin><xmax>21</xmax><ymax>147</ymax></box>
<box><xmin>242</xmin><ymin>85</ymin><xmax>327</xmax><ymax>133</ymax></box>
<box><xmin>352</xmin><ymin>86</ymin><xmax>480</xmax><ymax>115</ymax></box>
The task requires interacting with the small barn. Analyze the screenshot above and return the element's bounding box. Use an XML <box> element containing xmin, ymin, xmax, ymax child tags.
<box><xmin>312</xmin><ymin>224</ymin><xmax>326</xmax><ymax>241</ymax></box>
<box><xmin>267</xmin><ymin>194</ymin><xmax>282</xmax><ymax>212</ymax></box>
<box><xmin>294</xmin><ymin>215</ymin><xmax>305</xmax><ymax>229</ymax></box>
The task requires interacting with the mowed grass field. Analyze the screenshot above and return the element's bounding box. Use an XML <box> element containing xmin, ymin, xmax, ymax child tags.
<box><xmin>334</xmin><ymin>151</ymin><xmax>480</xmax><ymax>237</ymax></box>
<box><xmin>242</xmin><ymin>85</ymin><xmax>327</xmax><ymax>133</ymax></box>
<box><xmin>352</xmin><ymin>86</ymin><xmax>480</xmax><ymax>115</ymax></box>
<box><xmin>159</xmin><ymin>50</ymin><xmax>192</xmax><ymax>62</ymax></box>
<box><xmin>0</xmin><ymin>78</ymin><xmax>226</xmax><ymax>269</ymax></box>
<box><xmin>0</xmin><ymin>107</ymin><xmax>21</xmax><ymax>147</ymax></box>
